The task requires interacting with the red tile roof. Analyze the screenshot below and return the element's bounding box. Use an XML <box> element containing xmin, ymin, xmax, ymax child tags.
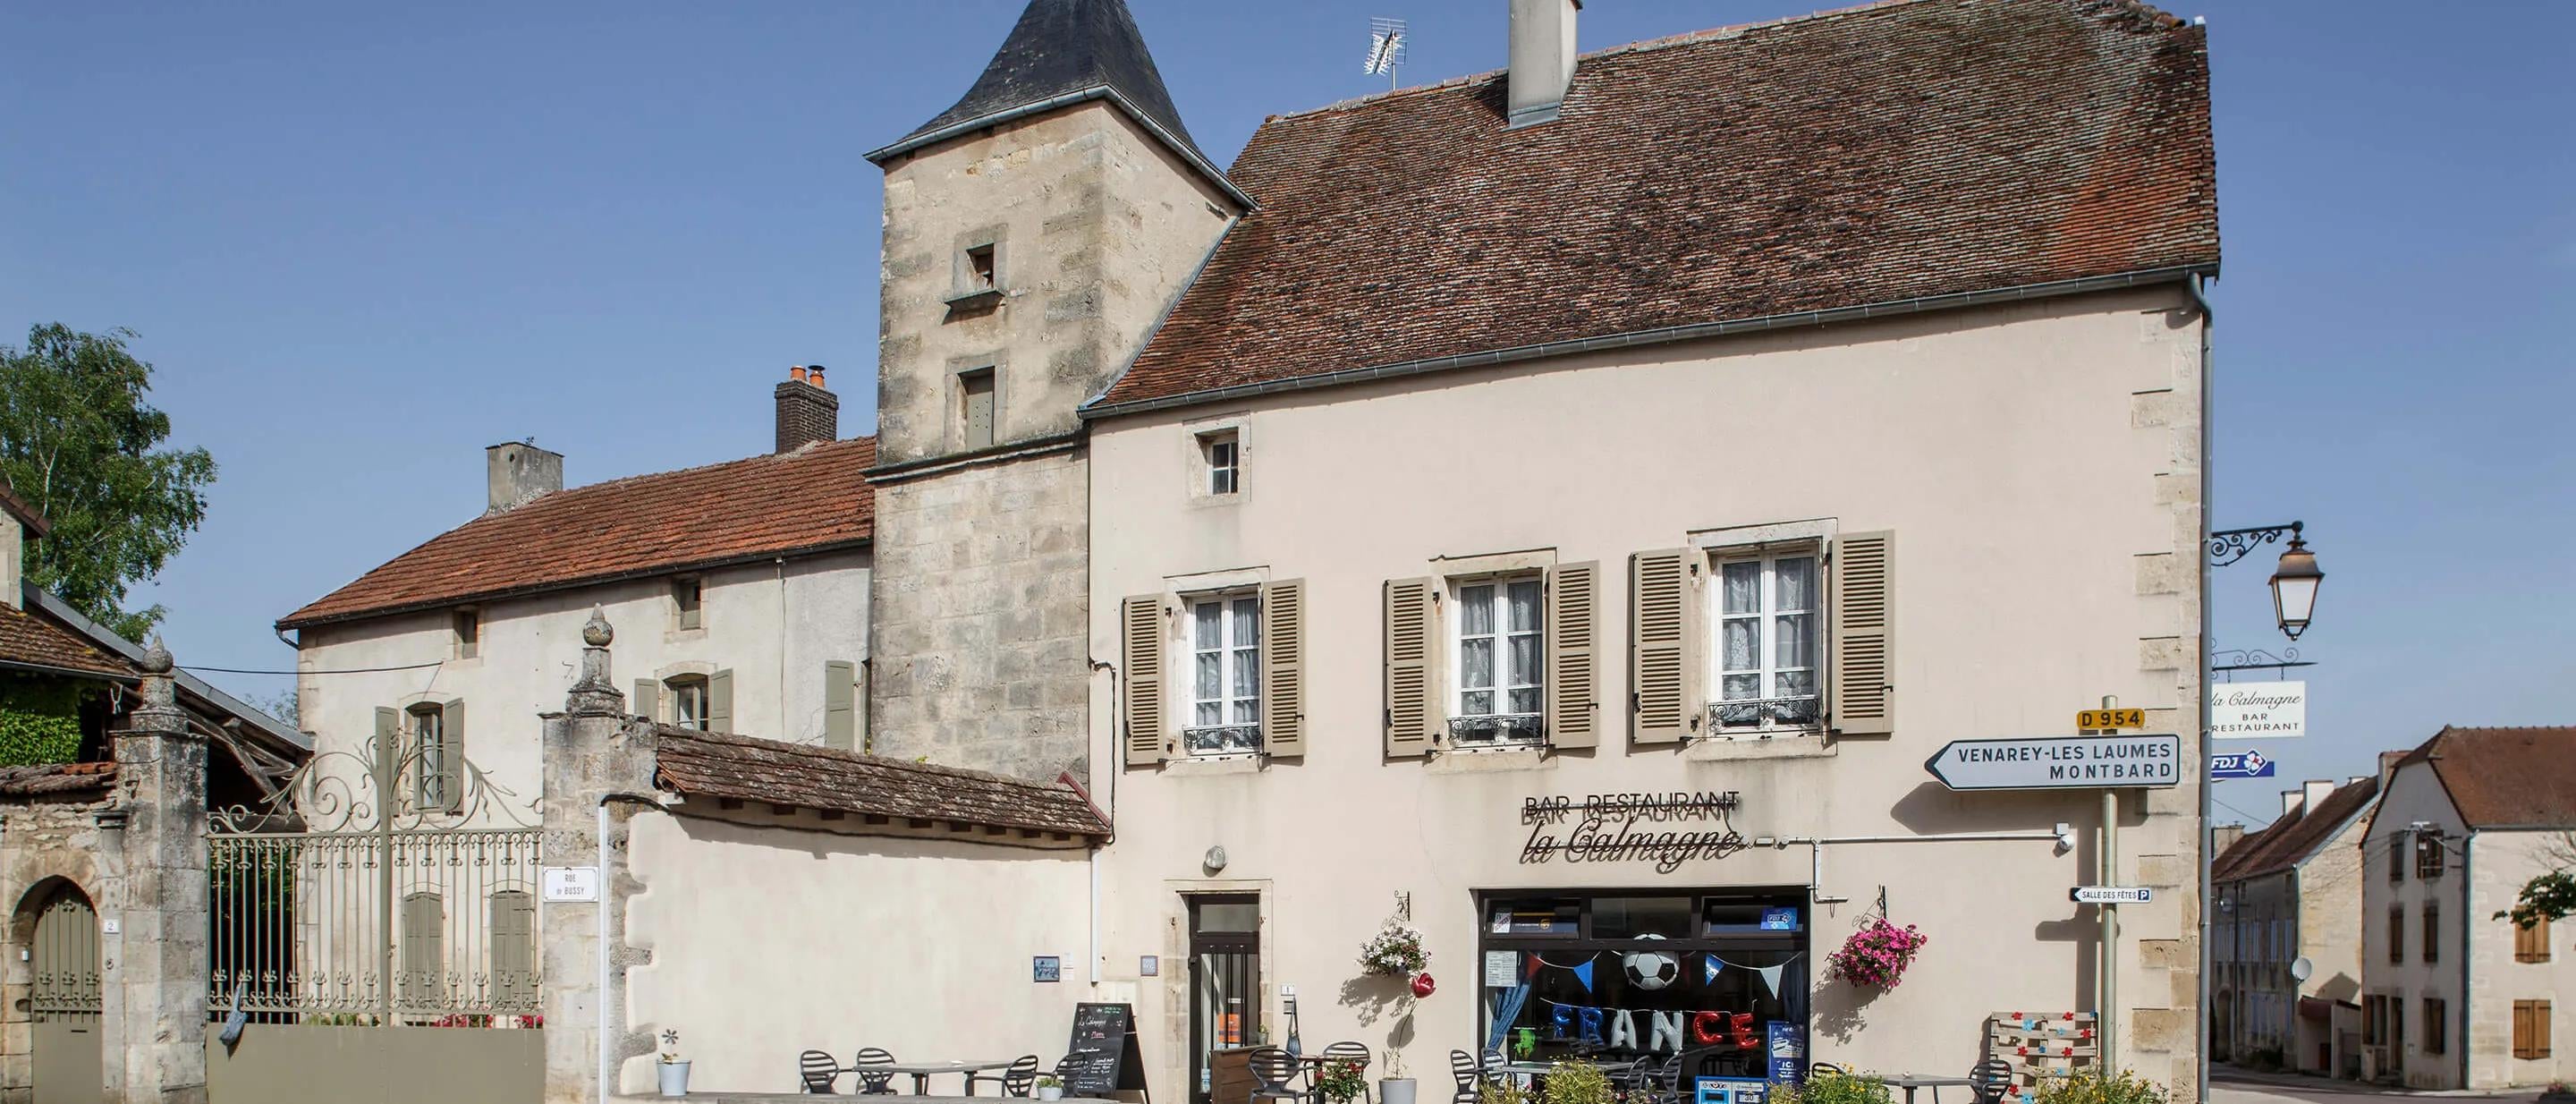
<box><xmin>280</xmin><ymin>437</ymin><xmax>876</xmax><ymax>630</ymax></box>
<box><xmin>0</xmin><ymin>480</ymin><xmax>48</xmax><ymax>539</ymax></box>
<box><xmin>2220</xmin><ymin>777</ymin><xmax>2379</xmax><ymax>882</ymax></box>
<box><xmin>653</xmin><ymin>728</ymin><xmax>1109</xmax><ymax>842</ymax></box>
<box><xmin>0</xmin><ymin>603</ymin><xmax>133</xmax><ymax>680</ymax></box>
<box><xmin>2401</xmin><ymin>726</ymin><xmax>2576</xmax><ymax>829</ymax></box>
<box><xmin>0</xmin><ymin>761</ymin><xmax>115</xmax><ymax>798</ymax></box>
<box><xmin>1097</xmin><ymin>0</ymin><xmax>2217</xmax><ymax>411</ymax></box>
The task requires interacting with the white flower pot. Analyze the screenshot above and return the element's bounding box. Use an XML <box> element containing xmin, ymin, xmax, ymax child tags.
<box><xmin>658</xmin><ymin>1060</ymin><xmax>691</xmax><ymax>1097</ymax></box>
<box><xmin>1381</xmin><ymin>1078</ymin><xmax>1418</xmax><ymax>1104</ymax></box>
<box><xmin>1040</xmin><ymin>1087</ymin><xmax>1066</xmax><ymax>1100</ymax></box>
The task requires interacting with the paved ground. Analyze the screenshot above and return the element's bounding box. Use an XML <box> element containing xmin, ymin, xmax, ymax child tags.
<box><xmin>2213</xmin><ymin>1066</ymin><xmax>2541</xmax><ymax>1104</ymax></box>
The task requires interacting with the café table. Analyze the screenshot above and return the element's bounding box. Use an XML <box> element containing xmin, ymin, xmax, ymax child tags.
<box><xmin>1882</xmin><ymin>1074</ymin><xmax>1973</xmax><ymax>1104</ymax></box>
<box><xmin>872</xmin><ymin>1059</ymin><xmax>1022</xmax><ymax>1095</ymax></box>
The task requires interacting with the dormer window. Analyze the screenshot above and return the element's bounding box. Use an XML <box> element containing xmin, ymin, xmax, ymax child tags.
<box><xmin>1201</xmin><ymin>430</ymin><xmax>1240</xmax><ymax>496</ymax></box>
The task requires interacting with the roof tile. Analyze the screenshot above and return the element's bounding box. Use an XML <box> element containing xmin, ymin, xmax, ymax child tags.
<box><xmin>653</xmin><ymin>728</ymin><xmax>1109</xmax><ymax>841</ymax></box>
<box><xmin>2406</xmin><ymin>726</ymin><xmax>2576</xmax><ymax>828</ymax></box>
<box><xmin>0</xmin><ymin>603</ymin><xmax>132</xmax><ymax>679</ymax></box>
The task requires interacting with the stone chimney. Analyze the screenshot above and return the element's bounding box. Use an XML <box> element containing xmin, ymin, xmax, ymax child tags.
<box><xmin>2212</xmin><ymin>824</ymin><xmax>2246</xmax><ymax>859</ymax></box>
<box><xmin>486</xmin><ymin>441</ymin><xmax>564</xmax><ymax>514</ymax></box>
<box><xmin>775</xmin><ymin>365</ymin><xmax>841</xmax><ymax>454</ymax></box>
<box><xmin>2377</xmin><ymin>749</ymin><xmax>2410</xmax><ymax>785</ymax></box>
<box><xmin>2303</xmin><ymin>778</ymin><xmax>2337</xmax><ymax>811</ymax></box>
<box><xmin>0</xmin><ymin>481</ymin><xmax>47</xmax><ymax>609</ymax></box>
<box><xmin>1507</xmin><ymin>0</ymin><xmax>1580</xmax><ymax>127</ymax></box>
<box><xmin>2280</xmin><ymin>789</ymin><xmax>2304</xmax><ymax>818</ymax></box>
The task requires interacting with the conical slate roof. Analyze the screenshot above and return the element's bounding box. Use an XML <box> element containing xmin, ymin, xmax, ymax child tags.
<box><xmin>871</xmin><ymin>0</ymin><xmax>1227</xmax><ymax>191</ymax></box>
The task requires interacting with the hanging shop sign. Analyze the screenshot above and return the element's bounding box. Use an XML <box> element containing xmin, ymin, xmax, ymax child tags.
<box><xmin>1923</xmin><ymin>735</ymin><xmax>2183</xmax><ymax>791</ymax></box>
<box><xmin>1518</xmin><ymin>792</ymin><xmax>1748</xmax><ymax>872</ymax></box>
<box><xmin>2209</xmin><ymin>749</ymin><xmax>2275</xmax><ymax>779</ymax></box>
<box><xmin>2210</xmin><ymin>681</ymin><xmax>2306</xmax><ymax>739</ymax></box>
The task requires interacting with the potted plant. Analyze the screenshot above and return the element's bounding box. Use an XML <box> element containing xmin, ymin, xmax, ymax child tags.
<box><xmin>1378</xmin><ymin>1047</ymin><xmax>1416</xmax><ymax>1104</ymax></box>
<box><xmin>1036</xmin><ymin>1074</ymin><xmax>1067</xmax><ymax>1101</ymax></box>
<box><xmin>657</xmin><ymin>1029</ymin><xmax>690</xmax><ymax>1097</ymax></box>
<box><xmin>1317</xmin><ymin>1060</ymin><xmax>1368</xmax><ymax>1104</ymax></box>
<box><xmin>1779</xmin><ymin>1070</ymin><xmax>1893</xmax><ymax>1104</ymax></box>
<box><xmin>1359</xmin><ymin>920</ymin><xmax>1429</xmax><ymax>978</ymax></box>
<box><xmin>1824</xmin><ymin>914</ymin><xmax>1929</xmax><ymax>990</ymax></box>
<box><xmin>1540</xmin><ymin>1061</ymin><xmax>1611</xmax><ymax>1104</ymax></box>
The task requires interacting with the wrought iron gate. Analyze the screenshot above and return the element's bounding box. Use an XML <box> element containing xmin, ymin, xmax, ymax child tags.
<box><xmin>209</xmin><ymin>721</ymin><xmax>541</xmax><ymax>1025</ymax></box>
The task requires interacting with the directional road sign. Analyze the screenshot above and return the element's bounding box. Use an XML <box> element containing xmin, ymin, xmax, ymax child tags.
<box><xmin>2072</xmin><ymin>887</ymin><xmax>2153</xmax><ymax>904</ymax></box>
<box><xmin>2210</xmin><ymin>749</ymin><xmax>2276</xmax><ymax>779</ymax></box>
<box><xmin>1923</xmin><ymin>734</ymin><xmax>2185</xmax><ymax>791</ymax></box>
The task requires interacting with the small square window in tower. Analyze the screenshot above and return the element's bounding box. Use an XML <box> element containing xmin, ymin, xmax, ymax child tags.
<box><xmin>964</xmin><ymin>243</ymin><xmax>998</xmax><ymax>291</ymax></box>
<box><xmin>1200</xmin><ymin>429</ymin><xmax>1240</xmax><ymax>496</ymax></box>
<box><xmin>960</xmin><ymin>368</ymin><xmax>996</xmax><ymax>450</ymax></box>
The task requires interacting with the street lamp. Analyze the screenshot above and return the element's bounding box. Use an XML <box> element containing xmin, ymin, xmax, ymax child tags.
<box><xmin>2267</xmin><ymin>533</ymin><xmax>2323</xmax><ymax>641</ymax></box>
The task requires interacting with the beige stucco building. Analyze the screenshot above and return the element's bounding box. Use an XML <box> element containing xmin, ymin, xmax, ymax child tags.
<box><xmin>2211</xmin><ymin>775</ymin><xmax>2379</xmax><ymax>1076</ymax></box>
<box><xmin>2359</xmin><ymin>726</ymin><xmax>2574</xmax><ymax>1090</ymax></box>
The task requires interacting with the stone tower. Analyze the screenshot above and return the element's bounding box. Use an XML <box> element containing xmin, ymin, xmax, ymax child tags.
<box><xmin>863</xmin><ymin>0</ymin><xmax>1244</xmax><ymax>782</ymax></box>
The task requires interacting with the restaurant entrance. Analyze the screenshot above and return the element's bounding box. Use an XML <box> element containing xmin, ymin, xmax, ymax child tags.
<box><xmin>1190</xmin><ymin>895</ymin><xmax>1261</xmax><ymax>1104</ymax></box>
<box><xmin>1478</xmin><ymin>890</ymin><xmax>1809</xmax><ymax>1084</ymax></box>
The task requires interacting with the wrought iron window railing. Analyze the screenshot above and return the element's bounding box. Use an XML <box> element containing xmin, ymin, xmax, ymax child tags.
<box><xmin>1447</xmin><ymin>713</ymin><xmax>1544</xmax><ymax>746</ymax></box>
<box><xmin>1707</xmin><ymin>694</ymin><xmax>1823</xmax><ymax>732</ymax></box>
<box><xmin>1182</xmin><ymin>724</ymin><xmax>1262</xmax><ymax>757</ymax></box>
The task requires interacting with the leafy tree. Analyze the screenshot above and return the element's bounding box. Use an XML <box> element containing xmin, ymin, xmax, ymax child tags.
<box><xmin>0</xmin><ymin>324</ymin><xmax>216</xmax><ymax>640</ymax></box>
<box><xmin>2496</xmin><ymin>831</ymin><xmax>2576</xmax><ymax>928</ymax></box>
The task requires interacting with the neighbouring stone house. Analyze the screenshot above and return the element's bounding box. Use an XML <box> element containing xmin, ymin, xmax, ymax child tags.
<box><xmin>276</xmin><ymin>370</ymin><xmax>875</xmax><ymax>824</ymax></box>
<box><xmin>2360</xmin><ymin>726</ymin><xmax>2575</xmax><ymax>1090</ymax></box>
<box><xmin>2212</xmin><ymin>775</ymin><xmax>2381</xmax><ymax>1076</ymax></box>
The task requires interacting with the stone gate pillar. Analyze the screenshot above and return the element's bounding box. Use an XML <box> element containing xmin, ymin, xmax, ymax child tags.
<box><xmin>540</xmin><ymin>611</ymin><xmax>658</xmax><ymax>1104</ymax></box>
<box><xmin>97</xmin><ymin>641</ymin><xmax>208</xmax><ymax>1104</ymax></box>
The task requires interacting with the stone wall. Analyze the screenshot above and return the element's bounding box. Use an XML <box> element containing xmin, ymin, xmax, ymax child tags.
<box><xmin>0</xmin><ymin>788</ymin><xmax>108</xmax><ymax>1103</ymax></box>
<box><xmin>867</xmin><ymin>452</ymin><xmax>1090</xmax><ymax>782</ymax></box>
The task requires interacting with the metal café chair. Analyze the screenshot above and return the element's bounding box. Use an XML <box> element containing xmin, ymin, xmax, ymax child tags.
<box><xmin>800</xmin><ymin>1049</ymin><xmax>845</xmax><ymax>1094</ymax></box>
<box><xmin>1969</xmin><ymin>1059</ymin><xmax>2014</xmax><ymax>1104</ymax></box>
<box><xmin>1250</xmin><ymin>1047</ymin><xmax>1307</xmax><ymax>1104</ymax></box>
<box><xmin>851</xmin><ymin>1048</ymin><xmax>899</xmax><ymax>1095</ymax></box>
<box><xmin>1809</xmin><ymin>1063</ymin><xmax>1848</xmax><ymax>1081</ymax></box>
<box><xmin>1448</xmin><ymin>1049</ymin><xmax>1487</xmax><ymax>1104</ymax></box>
<box><xmin>967</xmin><ymin>1054</ymin><xmax>1043</xmax><ymax>1099</ymax></box>
<box><xmin>1319</xmin><ymin>1041</ymin><xmax>1374</xmax><ymax>1104</ymax></box>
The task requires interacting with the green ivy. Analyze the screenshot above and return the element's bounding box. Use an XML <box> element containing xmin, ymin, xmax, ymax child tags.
<box><xmin>0</xmin><ymin>677</ymin><xmax>87</xmax><ymax>766</ymax></box>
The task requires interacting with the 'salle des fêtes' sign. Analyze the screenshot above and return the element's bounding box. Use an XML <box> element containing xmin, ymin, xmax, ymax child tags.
<box><xmin>2210</xmin><ymin>680</ymin><xmax>2306</xmax><ymax>739</ymax></box>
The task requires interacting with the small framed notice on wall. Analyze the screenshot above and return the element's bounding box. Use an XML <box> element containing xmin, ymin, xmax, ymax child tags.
<box><xmin>1139</xmin><ymin>955</ymin><xmax>1159</xmax><ymax>977</ymax></box>
<box><xmin>1034</xmin><ymin>955</ymin><xmax>1063</xmax><ymax>983</ymax></box>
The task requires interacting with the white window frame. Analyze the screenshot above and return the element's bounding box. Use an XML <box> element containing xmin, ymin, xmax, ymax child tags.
<box><xmin>1446</xmin><ymin>573</ymin><xmax>1545</xmax><ymax>747</ymax></box>
<box><xmin>407</xmin><ymin>703</ymin><xmax>451</xmax><ymax>811</ymax></box>
<box><xmin>666</xmin><ymin>675</ymin><xmax>710</xmax><ymax>731</ymax></box>
<box><xmin>1200</xmin><ymin>430</ymin><xmax>1241</xmax><ymax>497</ymax></box>
<box><xmin>1706</xmin><ymin>546</ymin><xmax>1825</xmax><ymax>736</ymax></box>
<box><xmin>1180</xmin><ymin>590</ymin><xmax>1261</xmax><ymax>757</ymax></box>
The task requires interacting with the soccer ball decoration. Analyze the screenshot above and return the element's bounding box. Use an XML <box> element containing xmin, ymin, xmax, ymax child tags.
<box><xmin>1623</xmin><ymin>934</ymin><xmax>1681</xmax><ymax>990</ymax></box>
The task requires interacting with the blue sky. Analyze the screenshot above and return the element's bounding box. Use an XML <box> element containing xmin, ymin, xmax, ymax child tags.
<box><xmin>5</xmin><ymin>1</ymin><xmax>2569</xmax><ymax>824</ymax></box>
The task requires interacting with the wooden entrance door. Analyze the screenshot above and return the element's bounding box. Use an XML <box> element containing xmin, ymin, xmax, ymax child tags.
<box><xmin>30</xmin><ymin>884</ymin><xmax>102</xmax><ymax>1104</ymax></box>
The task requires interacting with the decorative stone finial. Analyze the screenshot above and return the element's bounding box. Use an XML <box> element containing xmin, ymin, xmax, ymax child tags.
<box><xmin>140</xmin><ymin>635</ymin><xmax>174</xmax><ymax>675</ymax></box>
<box><xmin>582</xmin><ymin>607</ymin><xmax>614</xmax><ymax>647</ymax></box>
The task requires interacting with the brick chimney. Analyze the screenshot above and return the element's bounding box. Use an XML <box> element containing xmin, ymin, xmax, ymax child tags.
<box><xmin>486</xmin><ymin>441</ymin><xmax>564</xmax><ymax>514</ymax></box>
<box><xmin>1507</xmin><ymin>0</ymin><xmax>1580</xmax><ymax>127</ymax></box>
<box><xmin>775</xmin><ymin>365</ymin><xmax>841</xmax><ymax>454</ymax></box>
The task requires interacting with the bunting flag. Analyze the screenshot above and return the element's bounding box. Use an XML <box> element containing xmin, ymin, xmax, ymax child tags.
<box><xmin>1570</xmin><ymin>959</ymin><xmax>1595</xmax><ymax>993</ymax></box>
<box><xmin>1703</xmin><ymin>955</ymin><xmax>1724</xmax><ymax>986</ymax></box>
<box><xmin>1756</xmin><ymin>964</ymin><xmax>1785</xmax><ymax>999</ymax></box>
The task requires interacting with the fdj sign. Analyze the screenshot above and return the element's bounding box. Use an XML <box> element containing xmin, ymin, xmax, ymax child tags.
<box><xmin>2210</xmin><ymin>750</ymin><xmax>2276</xmax><ymax>779</ymax></box>
<box><xmin>1923</xmin><ymin>735</ymin><xmax>2184</xmax><ymax>791</ymax></box>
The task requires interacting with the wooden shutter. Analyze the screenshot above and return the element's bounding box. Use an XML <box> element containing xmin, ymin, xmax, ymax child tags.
<box><xmin>708</xmin><ymin>668</ymin><xmax>733</xmax><ymax>734</ymax></box>
<box><xmin>401</xmin><ymin>892</ymin><xmax>445</xmax><ymax>1005</ymax></box>
<box><xmin>1122</xmin><ymin>595</ymin><xmax>1168</xmax><ymax>765</ymax></box>
<box><xmin>490</xmin><ymin>890</ymin><xmax>536</xmax><ymax>1011</ymax></box>
<box><xmin>824</xmin><ymin>660</ymin><xmax>857</xmax><ymax>750</ymax></box>
<box><xmin>1829</xmin><ymin>531</ymin><xmax>1895</xmax><ymax>736</ymax></box>
<box><xmin>1259</xmin><ymin>580</ymin><xmax>1307</xmax><ymax>758</ymax></box>
<box><xmin>1629</xmin><ymin>550</ymin><xmax>1695</xmax><ymax>744</ymax></box>
<box><xmin>1384</xmin><ymin>578</ymin><xmax>1439</xmax><ymax>758</ymax></box>
<box><xmin>374</xmin><ymin>706</ymin><xmax>400</xmax><ymax>763</ymax></box>
<box><xmin>632</xmin><ymin>680</ymin><xmax>660</xmax><ymax>723</ymax></box>
<box><xmin>1546</xmin><ymin>562</ymin><xmax>1600</xmax><ymax>749</ymax></box>
<box><xmin>437</xmin><ymin>699</ymin><xmax>466</xmax><ymax>812</ymax></box>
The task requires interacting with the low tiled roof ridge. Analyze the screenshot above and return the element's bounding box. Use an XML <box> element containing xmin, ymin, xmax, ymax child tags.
<box><xmin>660</xmin><ymin>726</ymin><xmax>1080</xmax><ymax>798</ymax></box>
<box><xmin>652</xmin><ymin>726</ymin><xmax>1111</xmax><ymax>840</ymax></box>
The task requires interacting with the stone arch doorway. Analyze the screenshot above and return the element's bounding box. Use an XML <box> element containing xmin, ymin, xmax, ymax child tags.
<box><xmin>24</xmin><ymin>879</ymin><xmax>101</xmax><ymax>1104</ymax></box>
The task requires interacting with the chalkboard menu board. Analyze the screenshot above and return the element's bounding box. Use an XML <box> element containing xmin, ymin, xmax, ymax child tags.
<box><xmin>1066</xmin><ymin>1002</ymin><xmax>1148</xmax><ymax>1100</ymax></box>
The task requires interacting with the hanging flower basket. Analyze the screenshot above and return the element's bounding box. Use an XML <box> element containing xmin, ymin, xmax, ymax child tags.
<box><xmin>1825</xmin><ymin>915</ymin><xmax>1928</xmax><ymax>989</ymax></box>
<box><xmin>1359</xmin><ymin>921</ymin><xmax>1428</xmax><ymax>978</ymax></box>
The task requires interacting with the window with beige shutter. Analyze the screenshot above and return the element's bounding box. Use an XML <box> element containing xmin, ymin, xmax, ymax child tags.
<box><xmin>1385</xmin><ymin>578</ymin><xmax>1440</xmax><ymax>758</ymax></box>
<box><xmin>1182</xmin><ymin>591</ymin><xmax>1262</xmax><ymax>756</ymax></box>
<box><xmin>1259</xmin><ymin>579</ymin><xmax>1306</xmax><ymax>758</ymax></box>
<box><xmin>1122</xmin><ymin>595</ymin><xmax>1168</xmax><ymax>765</ymax></box>
<box><xmin>1449</xmin><ymin>574</ymin><xmax>1545</xmax><ymax>747</ymax></box>
<box><xmin>2516</xmin><ymin>915</ymin><xmax>2553</xmax><ymax>964</ymax></box>
<box><xmin>1628</xmin><ymin>550</ymin><xmax>1696</xmax><ymax>744</ymax></box>
<box><xmin>1545</xmin><ymin>562</ymin><xmax>1599</xmax><ymax>749</ymax></box>
<box><xmin>1709</xmin><ymin>548</ymin><xmax>1821</xmax><ymax>735</ymax></box>
<box><xmin>2515</xmin><ymin>1000</ymin><xmax>2553</xmax><ymax>1059</ymax></box>
<box><xmin>1828</xmin><ymin>531</ymin><xmax>1894</xmax><ymax>736</ymax></box>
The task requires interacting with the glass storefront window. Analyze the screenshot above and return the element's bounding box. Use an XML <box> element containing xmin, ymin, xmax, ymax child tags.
<box><xmin>1479</xmin><ymin>891</ymin><xmax>1807</xmax><ymax>1083</ymax></box>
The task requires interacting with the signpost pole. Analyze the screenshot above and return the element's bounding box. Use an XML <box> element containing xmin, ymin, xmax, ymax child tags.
<box><xmin>2100</xmin><ymin>786</ymin><xmax>2119</xmax><ymax>1075</ymax></box>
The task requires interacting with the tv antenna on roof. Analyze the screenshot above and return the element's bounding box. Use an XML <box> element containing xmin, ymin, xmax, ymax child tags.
<box><xmin>1363</xmin><ymin>17</ymin><xmax>1408</xmax><ymax>90</ymax></box>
